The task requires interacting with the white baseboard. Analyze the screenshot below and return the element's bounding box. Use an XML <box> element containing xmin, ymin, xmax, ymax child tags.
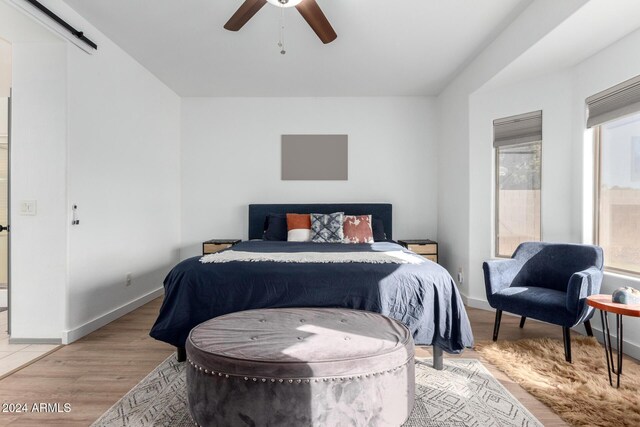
<box><xmin>61</xmin><ymin>287</ymin><xmax>164</xmax><ymax>345</ymax></box>
<box><xmin>460</xmin><ymin>293</ymin><xmax>493</xmax><ymax>311</ymax></box>
<box><xmin>590</xmin><ymin>325</ymin><xmax>640</xmax><ymax>360</ymax></box>
<box><xmin>460</xmin><ymin>292</ymin><xmax>640</xmax><ymax>359</ymax></box>
<box><xmin>461</xmin><ymin>293</ymin><xmax>521</xmax><ymax>318</ymax></box>
<box><xmin>9</xmin><ymin>337</ymin><xmax>62</xmax><ymax>345</ymax></box>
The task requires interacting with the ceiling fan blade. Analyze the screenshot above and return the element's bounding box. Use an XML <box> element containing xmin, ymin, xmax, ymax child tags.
<box><xmin>295</xmin><ymin>0</ymin><xmax>337</xmax><ymax>44</ymax></box>
<box><xmin>224</xmin><ymin>0</ymin><xmax>268</xmax><ymax>31</ymax></box>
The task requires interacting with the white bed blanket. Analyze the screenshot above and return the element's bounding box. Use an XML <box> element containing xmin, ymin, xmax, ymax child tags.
<box><xmin>200</xmin><ymin>250</ymin><xmax>426</xmax><ymax>265</ymax></box>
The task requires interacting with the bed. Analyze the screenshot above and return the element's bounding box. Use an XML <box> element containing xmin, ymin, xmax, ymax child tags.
<box><xmin>150</xmin><ymin>203</ymin><xmax>473</xmax><ymax>369</ymax></box>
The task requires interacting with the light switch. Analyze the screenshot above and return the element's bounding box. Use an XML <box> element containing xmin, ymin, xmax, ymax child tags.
<box><xmin>20</xmin><ymin>200</ymin><xmax>37</xmax><ymax>216</ymax></box>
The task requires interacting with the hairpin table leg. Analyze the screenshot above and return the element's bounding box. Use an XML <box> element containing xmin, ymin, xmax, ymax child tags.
<box><xmin>587</xmin><ymin>296</ymin><xmax>637</xmax><ymax>389</ymax></box>
<box><xmin>600</xmin><ymin>310</ymin><xmax>612</xmax><ymax>386</ymax></box>
<box><xmin>601</xmin><ymin>310</ymin><xmax>623</xmax><ymax>389</ymax></box>
<box><xmin>616</xmin><ymin>314</ymin><xmax>623</xmax><ymax>389</ymax></box>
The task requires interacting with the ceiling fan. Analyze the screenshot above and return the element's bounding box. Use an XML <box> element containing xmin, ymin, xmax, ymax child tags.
<box><xmin>224</xmin><ymin>0</ymin><xmax>338</xmax><ymax>44</ymax></box>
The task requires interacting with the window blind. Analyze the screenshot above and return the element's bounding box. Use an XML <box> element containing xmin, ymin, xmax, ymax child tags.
<box><xmin>586</xmin><ymin>74</ymin><xmax>640</xmax><ymax>128</ymax></box>
<box><xmin>493</xmin><ymin>110</ymin><xmax>542</xmax><ymax>148</ymax></box>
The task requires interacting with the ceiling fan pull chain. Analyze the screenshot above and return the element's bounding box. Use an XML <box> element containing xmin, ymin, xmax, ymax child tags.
<box><xmin>278</xmin><ymin>7</ymin><xmax>286</xmax><ymax>55</ymax></box>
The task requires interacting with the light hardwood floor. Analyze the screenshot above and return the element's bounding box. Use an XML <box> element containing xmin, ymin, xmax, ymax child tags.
<box><xmin>0</xmin><ymin>297</ymin><xmax>621</xmax><ymax>426</ymax></box>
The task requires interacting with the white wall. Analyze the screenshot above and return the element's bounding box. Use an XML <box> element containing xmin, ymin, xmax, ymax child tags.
<box><xmin>468</xmin><ymin>70</ymin><xmax>576</xmax><ymax>302</ymax></box>
<box><xmin>63</xmin><ymin>3</ymin><xmax>181</xmax><ymax>341</ymax></box>
<box><xmin>437</xmin><ymin>0</ymin><xmax>588</xmax><ymax>297</ymax></box>
<box><xmin>0</xmin><ymin>39</ymin><xmax>10</xmax><ymax>98</ymax></box>
<box><xmin>465</xmin><ymin>26</ymin><xmax>640</xmax><ymax>357</ymax></box>
<box><xmin>180</xmin><ymin>97</ymin><xmax>438</xmax><ymax>258</ymax></box>
<box><xmin>2</xmin><ymin>0</ymin><xmax>181</xmax><ymax>342</ymax></box>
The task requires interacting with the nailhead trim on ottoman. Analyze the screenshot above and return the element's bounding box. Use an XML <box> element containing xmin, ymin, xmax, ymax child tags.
<box><xmin>186</xmin><ymin>308</ymin><xmax>415</xmax><ymax>427</ymax></box>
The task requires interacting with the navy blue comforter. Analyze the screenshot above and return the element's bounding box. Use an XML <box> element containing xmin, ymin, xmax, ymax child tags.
<box><xmin>150</xmin><ymin>241</ymin><xmax>473</xmax><ymax>353</ymax></box>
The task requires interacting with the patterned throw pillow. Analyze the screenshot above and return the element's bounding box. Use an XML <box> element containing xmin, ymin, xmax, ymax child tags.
<box><xmin>343</xmin><ymin>215</ymin><xmax>374</xmax><ymax>244</ymax></box>
<box><xmin>287</xmin><ymin>213</ymin><xmax>312</xmax><ymax>242</ymax></box>
<box><xmin>310</xmin><ymin>212</ymin><xmax>344</xmax><ymax>243</ymax></box>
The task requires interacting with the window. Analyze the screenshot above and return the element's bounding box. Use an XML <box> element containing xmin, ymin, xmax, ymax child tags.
<box><xmin>493</xmin><ymin>111</ymin><xmax>542</xmax><ymax>257</ymax></box>
<box><xmin>587</xmin><ymin>74</ymin><xmax>640</xmax><ymax>275</ymax></box>
<box><xmin>594</xmin><ymin>112</ymin><xmax>640</xmax><ymax>275</ymax></box>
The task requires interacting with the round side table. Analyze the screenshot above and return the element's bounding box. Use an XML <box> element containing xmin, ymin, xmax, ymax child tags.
<box><xmin>586</xmin><ymin>294</ymin><xmax>640</xmax><ymax>388</ymax></box>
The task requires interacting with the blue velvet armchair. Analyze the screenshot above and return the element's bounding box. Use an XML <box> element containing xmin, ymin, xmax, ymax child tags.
<box><xmin>483</xmin><ymin>242</ymin><xmax>604</xmax><ymax>362</ymax></box>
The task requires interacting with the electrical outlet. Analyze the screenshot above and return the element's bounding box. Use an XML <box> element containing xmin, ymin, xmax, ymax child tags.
<box><xmin>125</xmin><ymin>273</ymin><xmax>132</xmax><ymax>287</ymax></box>
<box><xmin>457</xmin><ymin>268</ymin><xmax>464</xmax><ymax>285</ymax></box>
<box><xmin>20</xmin><ymin>200</ymin><xmax>37</xmax><ymax>216</ymax></box>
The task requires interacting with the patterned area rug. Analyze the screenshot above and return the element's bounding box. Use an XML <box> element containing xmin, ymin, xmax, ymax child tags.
<box><xmin>92</xmin><ymin>356</ymin><xmax>540</xmax><ymax>427</ymax></box>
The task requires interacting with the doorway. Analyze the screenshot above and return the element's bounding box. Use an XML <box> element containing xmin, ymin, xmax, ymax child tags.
<box><xmin>0</xmin><ymin>34</ymin><xmax>60</xmax><ymax>379</ymax></box>
<box><xmin>0</xmin><ymin>37</ymin><xmax>11</xmax><ymax>327</ymax></box>
<box><xmin>0</xmin><ymin>98</ymin><xmax>7</xmax><ymax>314</ymax></box>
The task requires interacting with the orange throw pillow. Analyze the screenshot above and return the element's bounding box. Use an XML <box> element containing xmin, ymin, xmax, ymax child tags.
<box><xmin>286</xmin><ymin>214</ymin><xmax>311</xmax><ymax>242</ymax></box>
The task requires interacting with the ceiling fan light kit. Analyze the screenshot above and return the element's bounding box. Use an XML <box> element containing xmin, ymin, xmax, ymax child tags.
<box><xmin>266</xmin><ymin>0</ymin><xmax>303</xmax><ymax>7</ymax></box>
<box><xmin>224</xmin><ymin>0</ymin><xmax>337</xmax><ymax>46</ymax></box>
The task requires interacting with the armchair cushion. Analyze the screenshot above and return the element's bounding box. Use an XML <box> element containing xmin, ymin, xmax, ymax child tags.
<box><xmin>493</xmin><ymin>287</ymin><xmax>574</xmax><ymax>327</ymax></box>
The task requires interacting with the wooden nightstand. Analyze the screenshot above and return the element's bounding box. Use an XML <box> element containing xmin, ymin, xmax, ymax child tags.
<box><xmin>202</xmin><ymin>239</ymin><xmax>241</xmax><ymax>255</ymax></box>
<box><xmin>398</xmin><ymin>239</ymin><xmax>438</xmax><ymax>263</ymax></box>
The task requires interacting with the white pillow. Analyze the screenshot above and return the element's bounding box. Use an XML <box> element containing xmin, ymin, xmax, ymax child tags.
<box><xmin>288</xmin><ymin>229</ymin><xmax>311</xmax><ymax>242</ymax></box>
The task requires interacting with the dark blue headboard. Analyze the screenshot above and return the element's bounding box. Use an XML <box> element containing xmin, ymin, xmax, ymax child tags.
<box><xmin>248</xmin><ymin>204</ymin><xmax>393</xmax><ymax>240</ymax></box>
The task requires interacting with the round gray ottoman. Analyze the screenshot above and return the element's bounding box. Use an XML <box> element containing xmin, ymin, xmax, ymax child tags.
<box><xmin>186</xmin><ymin>308</ymin><xmax>415</xmax><ymax>427</ymax></box>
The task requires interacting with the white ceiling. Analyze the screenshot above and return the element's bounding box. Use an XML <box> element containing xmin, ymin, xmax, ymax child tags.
<box><xmin>483</xmin><ymin>0</ymin><xmax>640</xmax><ymax>91</ymax></box>
<box><xmin>62</xmin><ymin>0</ymin><xmax>529</xmax><ymax>97</ymax></box>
